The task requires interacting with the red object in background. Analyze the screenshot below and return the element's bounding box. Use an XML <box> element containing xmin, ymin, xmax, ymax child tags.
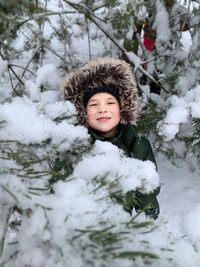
<box><xmin>143</xmin><ymin>24</ymin><xmax>156</xmax><ymax>52</ymax></box>
<box><xmin>143</xmin><ymin>24</ymin><xmax>156</xmax><ymax>70</ymax></box>
<box><xmin>143</xmin><ymin>21</ymin><xmax>189</xmax><ymax>52</ymax></box>
<box><xmin>142</xmin><ymin>20</ymin><xmax>189</xmax><ymax>71</ymax></box>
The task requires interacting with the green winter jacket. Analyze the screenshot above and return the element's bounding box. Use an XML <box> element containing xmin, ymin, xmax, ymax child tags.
<box><xmin>89</xmin><ymin>123</ymin><xmax>160</xmax><ymax>220</ymax></box>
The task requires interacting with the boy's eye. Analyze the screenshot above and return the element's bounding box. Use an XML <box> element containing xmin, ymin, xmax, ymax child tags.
<box><xmin>108</xmin><ymin>102</ymin><xmax>115</xmax><ymax>105</ymax></box>
<box><xmin>89</xmin><ymin>103</ymin><xmax>97</xmax><ymax>107</ymax></box>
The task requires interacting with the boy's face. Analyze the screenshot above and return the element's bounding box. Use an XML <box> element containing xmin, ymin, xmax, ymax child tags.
<box><xmin>86</xmin><ymin>92</ymin><xmax>120</xmax><ymax>138</ymax></box>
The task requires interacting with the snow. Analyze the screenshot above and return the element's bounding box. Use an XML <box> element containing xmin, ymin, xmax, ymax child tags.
<box><xmin>153</xmin><ymin>2</ymin><xmax>171</xmax><ymax>49</ymax></box>
<box><xmin>157</xmin><ymin>156</ymin><xmax>200</xmax><ymax>266</ymax></box>
<box><xmin>158</xmin><ymin>85</ymin><xmax>200</xmax><ymax>140</ymax></box>
<box><xmin>0</xmin><ymin>57</ymin><xmax>8</xmax><ymax>78</ymax></box>
<box><xmin>0</xmin><ymin>0</ymin><xmax>200</xmax><ymax>266</ymax></box>
<box><xmin>0</xmin><ymin>96</ymin><xmax>88</xmax><ymax>149</ymax></box>
<box><xmin>74</xmin><ymin>140</ymin><xmax>159</xmax><ymax>193</ymax></box>
<box><xmin>25</xmin><ymin>80</ymin><xmax>41</xmax><ymax>102</ymax></box>
<box><xmin>35</xmin><ymin>63</ymin><xmax>60</xmax><ymax>88</ymax></box>
<box><xmin>0</xmin><ymin>85</ymin><xmax>200</xmax><ymax>267</ymax></box>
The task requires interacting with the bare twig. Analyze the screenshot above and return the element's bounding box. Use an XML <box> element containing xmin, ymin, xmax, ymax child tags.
<box><xmin>9</xmin><ymin>64</ymin><xmax>36</xmax><ymax>77</ymax></box>
<box><xmin>2</xmin><ymin>10</ymin><xmax>77</xmax><ymax>30</ymax></box>
<box><xmin>13</xmin><ymin>48</ymin><xmax>40</xmax><ymax>91</ymax></box>
<box><xmin>92</xmin><ymin>4</ymin><xmax>106</xmax><ymax>12</ymax></box>
<box><xmin>62</xmin><ymin>0</ymin><xmax>106</xmax><ymax>23</ymax></box>
<box><xmin>43</xmin><ymin>45</ymin><xmax>64</xmax><ymax>61</ymax></box>
<box><xmin>8</xmin><ymin>66</ymin><xmax>24</xmax><ymax>86</ymax></box>
<box><xmin>141</xmin><ymin>54</ymin><xmax>173</xmax><ymax>65</ymax></box>
<box><xmin>7</xmin><ymin>67</ymin><xmax>21</xmax><ymax>96</ymax></box>
<box><xmin>86</xmin><ymin>17</ymin><xmax>92</xmax><ymax>60</ymax></box>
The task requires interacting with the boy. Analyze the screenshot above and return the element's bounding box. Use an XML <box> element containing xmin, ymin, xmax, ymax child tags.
<box><xmin>61</xmin><ymin>58</ymin><xmax>160</xmax><ymax>220</ymax></box>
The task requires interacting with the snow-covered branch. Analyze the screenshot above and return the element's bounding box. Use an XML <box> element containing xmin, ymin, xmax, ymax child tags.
<box><xmin>63</xmin><ymin>0</ymin><xmax>159</xmax><ymax>86</ymax></box>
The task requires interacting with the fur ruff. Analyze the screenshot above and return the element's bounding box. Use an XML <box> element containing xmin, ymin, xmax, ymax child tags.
<box><xmin>61</xmin><ymin>57</ymin><xmax>138</xmax><ymax>126</ymax></box>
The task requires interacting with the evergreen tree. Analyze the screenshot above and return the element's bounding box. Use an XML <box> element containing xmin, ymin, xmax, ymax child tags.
<box><xmin>61</xmin><ymin>0</ymin><xmax>200</xmax><ymax>164</ymax></box>
<box><xmin>0</xmin><ymin>1</ymin><xmax>200</xmax><ymax>265</ymax></box>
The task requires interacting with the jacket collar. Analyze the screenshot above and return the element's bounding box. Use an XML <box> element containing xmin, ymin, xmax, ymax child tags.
<box><xmin>88</xmin><ymin>124</ymin><xmax>123</xmax><ymax>143</ymax></box>
<box><xmin>88</xmin><ymin>123</ymin><xmax>138</xmax><ymax>151</ymax></box>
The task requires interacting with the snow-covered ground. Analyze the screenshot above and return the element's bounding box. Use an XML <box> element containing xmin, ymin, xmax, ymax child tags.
<box><xmin>156</xmin><ymin>155</ymin><xmax>200</xmax><ymax>266</ymax></box>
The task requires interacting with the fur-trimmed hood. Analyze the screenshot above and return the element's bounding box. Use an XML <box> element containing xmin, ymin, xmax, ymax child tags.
<box><xmin>61</xmin><ymin>57</ymin><xmax>138</xmax><ymax>126</ymax></box>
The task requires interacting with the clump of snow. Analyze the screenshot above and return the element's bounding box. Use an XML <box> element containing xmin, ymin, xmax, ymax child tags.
<box><xmin>178</xmin><ymin>68</ymin><xmax>197</xmax><ymax>94</ymax></box>
<box><xmin>182</xmin><ymin>206</ymin><xmax>200</xmax><ymax>243</ymax></box>
<box><xmin>158</xmin><ymin>85</ymin><xmax>200</xmax><ymax>140</ymax></box>
<box><xmin>75</xmin><ymin>140</ymin><xmax>159</xmax><ymax>194</ymax></box>
<box><xmin>126</xmin><ymin>52</ymin><xmax>141</xmax><ymax>71</ymax></box>
<box><xmin>44</xmin><ymin>100</ymin><xmax>77</xmax><ymax>121</ymax></box>
<box><xmin>25</xmin><ymin>64</ymin><xmax>61</xmax><ymax>102</ymax></box>
<box><xmin>35</xmin><ymin>63</ymin><xmax>60</xmax><ymax>88</ymax></box>
<box><xmin>0</xmin><ymin>96</ymin><xmax>87</xmax><ymax>149</ymax></box>
<box><xmin>25</xmin><ymin>80</ymin><xmax>41</xmax><ymax>102</ymax></box>
<box><xmin>39</xmin><ymin>90</ymin><xmax>61</xmax><ymax>108</ymax></box>
<box><xmin>153</xmin><ymin>2</ymin><xmax>171</xmax><ymax>47</ymax></box>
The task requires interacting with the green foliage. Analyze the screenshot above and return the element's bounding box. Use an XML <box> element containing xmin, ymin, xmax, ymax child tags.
<box><xmin>49</xmin><ymin>156</ymin><xmax>74</xmax><ymax>185</ymax></box>
<box><xmin>111</xmin><ymin>9</ymin><xmax>131</xmax><ymax>32</ymax></box>
<box><xmin>0</xmin><ymin>138</ymin><xmax>162</xmax><ymax>266</ymax></box>
<box><xmin>0</xmin><ymin>0</ymin><xmax>44</xmax><ymax>15</ymax></box>
<box><xmin>0</xmin><ymin>0</ymin><xmax>44</xmax><ymax>43</ymax></box>
<box><xmin>104</xmin><ymin>0</ymin><xmax>121</xmax><ymax>8</ymax></box>
<box><xmin>137</xmin><ymin>100</ymin><xmax>166</xmax><ymax>137</ymax></box>
<box><xmin>123</xmin><ymin>38</ymin><xmax>139</xmax><ymax>52</ymax></box>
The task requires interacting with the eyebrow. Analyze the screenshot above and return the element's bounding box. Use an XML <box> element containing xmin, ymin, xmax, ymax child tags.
<box><xmin>89</xmin><ymin>97</ymin><xmax>116</xmax><ymax>103</ymax></box>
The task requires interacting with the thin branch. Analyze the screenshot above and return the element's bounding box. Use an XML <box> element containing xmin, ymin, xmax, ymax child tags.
<box><xmin>62</xmin><ymin>0</ymin><xmax>106</xmax><ymax>23</ymax></box>
<box><xmin>13</xmin><ymin>48</ymin><xmax>40</xmax><ymax>91</ymax></box>
<box><xmin>141</xmin><ymin>54</ymin><xmax>173</xmax><ymax>65</ymax></box>
<box><xmin>43</xmin><ymin>45</ymin><xmax>64</xmax><ymax>61</ymax></box>
<box><xmin>8</xmin><ymin>66</ymin><xmax>24</xmax><ymax>86</ymax></box>
<box><xmin>92</xmin><ymin>4</ymin><xmax>107</xmax><ymax>12</ymax></box>
<box><xmin>86</xmin><ymin>17</ymin><xmax>92</xmax><ymax>60</ymax></box>
<box><xmin>9</xmin><ymin>64</ymin><xmax>36</xmax><ymax>77</ymax></box>
<box><xmin>21</xmin><ymin>48</ymin><xmax>40</xmax><ymax>79</ymax></box>
<box><xmin>83</xmin><ymin>4</ymin><xmax>107</xmax><ymax>23</ymax></box>
<box><xmin>0</xmin><ymin>10</ymin><xmax>76</xmax><ymax>30</ymax></box>
<box><xmin>0</xmin><ymin>251</ymin><xmax>19</xmax><ymax>266</ymax></box>
<box><xmin>0</xmin><ymin>51</ymin><xmax>6</xmax><ymax>60</ymax></box>
<box><xmin>63</xmin><ymin>0</ymin><xmax>159</xmax><ymax>84</ymax></box>
<box><xmin>7</xmin><ymin>67</ymin><xmax>20</xmax><ymax>96</ymax></box>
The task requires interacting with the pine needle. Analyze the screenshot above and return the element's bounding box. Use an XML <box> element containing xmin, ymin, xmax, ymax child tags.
<box><xmin>115</xmin><ymin>250</ymin><xmax>159</xmax><ymax>259</ymax></box>
<box><xmin>1</xmin><ymin>185</ymin><xmax>18</xmax><ymax>202</ymax></box>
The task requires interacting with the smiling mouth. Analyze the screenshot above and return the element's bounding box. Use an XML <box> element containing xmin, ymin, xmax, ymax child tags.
<box><xmin>97</xmin><ymin>117</ymin><xmax>111</xmax><ymax>122</ymax></box>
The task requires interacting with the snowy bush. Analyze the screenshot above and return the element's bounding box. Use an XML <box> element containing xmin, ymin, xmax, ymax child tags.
<box><xmin>1</xmin><ymin>0</ymin><xmax>200</xmax><ymax>266</ymax></box>
<box><xmin>0</xmin><ymin>85</ymin><xmax>162</xmax><ymax>266</ymax></box>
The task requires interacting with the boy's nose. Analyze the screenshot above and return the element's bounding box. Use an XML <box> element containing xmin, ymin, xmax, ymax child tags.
<box><xmin>99</xmin><ymin>104</ymin><xmax>107</xmax><ymax>113</ymax></box>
